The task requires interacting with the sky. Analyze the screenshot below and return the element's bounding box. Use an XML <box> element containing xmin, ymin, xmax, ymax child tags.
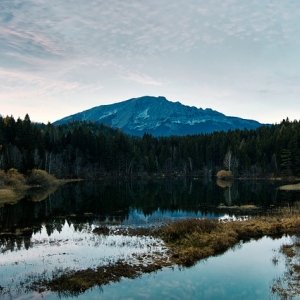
<box><xmin>1</xmin><ymin>0</ymin><xmax>300</xmax><ymax>124</ymax></box>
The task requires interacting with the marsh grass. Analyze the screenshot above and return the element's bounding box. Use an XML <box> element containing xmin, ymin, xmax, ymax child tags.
<box><xmin>293</xmin><ymin>264</ymin><xmax>300</xmax><ymax>274</ymax></box>
<box><xmin>272</xmin><ymin>240</ymin><xmax>300</xmax><ymax>298</ymax></box>
<box><xmin>36</xmin><ymin>258</ymin><xmax>171</xmax><ymax>296</ymax></box>
<box><xmin>281</xmin><ymin>244</ymin><xmax>295</xmax><ymax>258</ymax></box>
<box><xmin>92</xmin><ymin>226</ymin><xmax>110</xmax><ymax>235</ymax></box>
<box><xmin>0</xmin><ymin>169</ymin><xmax>26</xmax><ymax>189</ymax></box>
<box><xmin>0</xmin><ymin>189</ymin><xmax>23</xmax><ymax>204</ymax></box>
<box><xmin>158</xmin><ymin>215</ymin><xmax>300</xmax><ymax>266</ymax></box>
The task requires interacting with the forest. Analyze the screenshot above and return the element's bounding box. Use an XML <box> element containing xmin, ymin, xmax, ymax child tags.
<box><xmin>0</xmin><ymin>114</ymin><xmax>299</xmax><ymax>178</ymax></box>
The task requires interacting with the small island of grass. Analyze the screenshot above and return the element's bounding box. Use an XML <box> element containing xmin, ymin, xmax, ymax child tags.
<box><xmin>279</xmin><ymin>183</ymin><xmax>300</xmax><ymax>191</ymax></box>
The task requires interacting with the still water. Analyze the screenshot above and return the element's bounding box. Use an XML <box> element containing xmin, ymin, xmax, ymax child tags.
<box><xmin>66</xmin><ymin>236</ymin><xmax>293</xmax><ymax>300</ymax></box>
<box><xmin>0</xmin><ymin>179</ymin><xmax>296</xmax><ymax>230</ymax></box>
<box><xmin>0</xmin><ymin>179</ymin><xmax>298</xmax><ymax>299</ymax></box>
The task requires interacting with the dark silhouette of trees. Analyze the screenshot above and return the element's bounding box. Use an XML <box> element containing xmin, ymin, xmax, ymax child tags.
<box><xmin>0</xmin><ymin>114</ymin><xmax>299</xmax><ymax>178</ymax></box>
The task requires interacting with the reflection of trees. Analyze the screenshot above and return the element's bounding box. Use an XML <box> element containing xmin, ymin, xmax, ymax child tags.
<box><xmin>216</xmin><ymin>179</ymin><xmax>233</xmax><ymax>189</ymax></box>
<box><xmin>0</xmin><ymin>180</ymin><xmax>221</xmax><ymax>232</ymax></box>
<box><xmin>45</xmin><ymin>223</ymin><xmax>56</xmax><ymax>236</ymax></box>
<box><xmin>0</xmin><ymin>180</ymin><xmax>297</xmax><ymax>244</ymax></box>
<box><xmin>223</xmin><ymin>185</ymin><xmax>239</xmax><ymax>206</ymax></box>
<box><xmin>0</xmin><ymin>234</ymin><xmax>33</xmax><ymax>253</ymax></box>
<box><xmin>27</xmin><ymin>185</ymin><xmax>60</xmax><ymax>203</ymax></box>
<box><xmin>216</xmin><ymin>179</ymin><xmax>238</xmax><ymax>206</ymax></box>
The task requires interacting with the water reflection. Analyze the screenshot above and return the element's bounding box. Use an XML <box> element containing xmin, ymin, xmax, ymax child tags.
<box><xmin>0</xmin><ymin>179</ymin><xmax>298</xmax><ymax>299</ymax></box>
<box><xmin>44</xmin><ymin>236</ymin><xmax>293</xmax><ymax>300</ymax></box>
<box><xmin>0</xmin><ymin>221</ymin><xmax>168</xmax><ymax>299</ymax></box>
<box><xmin>0</xmin><ymin>179</ymin><xmax>297</xmax><ymax>235</ymax></box>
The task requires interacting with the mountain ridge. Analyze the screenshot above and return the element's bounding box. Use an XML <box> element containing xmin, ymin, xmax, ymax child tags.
<box><xmin>55</xmin><ymin>96</ymin><xmax>262</xmax><ymax>136</ymax></box>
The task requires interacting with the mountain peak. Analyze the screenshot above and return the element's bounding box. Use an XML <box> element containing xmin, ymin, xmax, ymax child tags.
<box><xmin>134</xmin><ymin>95</ymin><xmax>167</xmax><ymax>101</ymax></box>
<box><xmin>55</xmin><ymin>96</ymin><xmax>262</xmax><ymax>136</ymax></box>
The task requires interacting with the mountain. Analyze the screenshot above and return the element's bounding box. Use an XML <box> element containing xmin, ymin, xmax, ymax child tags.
<box><xmin>55</xmin><ymin>96</ymin><xmax>262</xmax><ymax>136</ymax></box>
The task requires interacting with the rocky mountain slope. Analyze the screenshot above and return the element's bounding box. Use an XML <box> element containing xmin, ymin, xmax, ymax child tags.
<box><xmin>55</xmin><ymin>96</ymin><xmax>262</xmax><ymax>136</ymax></box>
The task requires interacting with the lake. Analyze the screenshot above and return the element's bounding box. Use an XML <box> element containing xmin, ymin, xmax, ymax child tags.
<box><xmin>0</xmin><ymin>179</ymin><xmax>298</xmax><ymax>299</ymax></box>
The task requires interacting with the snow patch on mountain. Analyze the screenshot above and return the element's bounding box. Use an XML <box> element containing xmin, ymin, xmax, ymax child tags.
<box><xmin>98</xmin><ymin>110</ymin><xmax>117</xmax><ymax>120</ymax></box>
<box><xmin>136</xmin><ymin>108</ymin><xmax>149</xmax><ymax>120</ymax></box>
<box><xmin>55</xmin><ymin>96</ymin><xmax>262</xmax><ymax>136</ymax></box>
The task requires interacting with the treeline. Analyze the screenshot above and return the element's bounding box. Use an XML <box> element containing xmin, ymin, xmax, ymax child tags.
<box><xmin>0</xmin><ymin>114</ymin><xmax>299</xmax><ymax>178</ymax></box>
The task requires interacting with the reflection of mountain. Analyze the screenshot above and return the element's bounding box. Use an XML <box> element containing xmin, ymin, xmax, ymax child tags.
<box><xmin>124</xmin><ymin>209</ymin><xmax>220</xmax><ymax>225</ymax></box>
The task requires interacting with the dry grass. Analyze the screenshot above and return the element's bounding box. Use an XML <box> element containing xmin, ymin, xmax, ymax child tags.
<box><xmin>279</xmin><ymin>183</ymin><xmax>300</xmax><ymax>191</ymax></box>
<box><xmin>0</xmin><ymin>169</ymin><xmax>28</xmax><ymax>206</ymax></box>
<box><xmin>293</xmin><ymin>264</ymin><xmax>300</xmax><ymax>274</ymax></box>
<box><xmin>217</xmin><ymin>204</ymin><xmax>258</xmax><ymax>211</ymax></box>
<box><xmin>0</xmin><ymin>168</ymin><xmax>26</xmax><ymax>189</ymax></box>
<box><xmin>36</xmin><ymin>258</ymin><xmax>170</xmax><ymax>295</ymax></box>
<box><xmin>281</xmin><ymin>244</ymin><xmax>295</xmax><ymax>258</ymax></box>
<box><xmin>0</xmin><ymin>189</ymin><xmax>23</xmax><ymax>206</ymax></box>
<box><xmin>0</xmin><ymin>189</ymin><xmax>17</xmax><ymax>200</ymax></box>
<box><xmin>92</xmin><ymin>226</ymin><xmax>110</xmax><ymax>235</ymax></box>
<box><xmin>0</xmin><ymin>169</ymin><xmax>65</xmax><ymax>206</ymax></box>
<box><xmin>158</xmin><ymin>215</ymin><xmax>300</xmax><ymax>266</ymax></box>
<box><xmin>239</xmin><ymin>204</ymin><xmax>258</xmax><ymax>209</ymax></box>
<box><xmin>27</xmin><ymin>169</ymin><xmax>59</xmax><ymax>187</ymax></box>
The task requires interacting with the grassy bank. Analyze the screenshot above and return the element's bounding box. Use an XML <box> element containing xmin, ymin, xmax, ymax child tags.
<box><xmin>0</xmin><ymin>169</ymin><xmax>79</xmax><ymax>206</ymax></box>
<box><xmin>279</xmin><ymin>183</ymin><xmax>300</xmax><ymax>191</ymax></box>
<box><xmin>42</xmin><ymin>257</ymin><xmax>171</xmax><ymax>295</ymax></box>
<box><xmin>35</xmin><ymin>212</ymin><xmax>300</xmax><ymax>295</ymax></box>
<box><xmin>158</xmin><ymin>215</ymin><xmax>300</xmax><ymax>266</ymax></box>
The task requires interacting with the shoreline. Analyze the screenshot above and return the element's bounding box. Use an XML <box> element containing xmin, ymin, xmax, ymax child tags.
<box><xmin>0</xmin><ymin>171</ymin><xmax>298</xmax><ymax>208</ymax></box>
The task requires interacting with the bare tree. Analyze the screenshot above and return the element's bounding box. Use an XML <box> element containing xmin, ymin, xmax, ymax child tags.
<box><xmin>224</xmin><ymin>150</ymin><xmax>238</xmax><ymax>172</ymax></box>
<box><xmin>224</xmin><ymin>150</ymin><xmax>232</xmax><ymax>171</ymax></box>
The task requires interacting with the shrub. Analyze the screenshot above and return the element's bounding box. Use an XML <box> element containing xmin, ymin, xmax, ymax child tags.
<box><xmin>216</xmin><ymin>170</ymin><xmax>233</xmax><ymax>179</ymax></box>
<box><xmin>27</xmin><ymin>169</ymin><xmax>58</xmax><ymax>187</ymax></box>
<box><xmin>5</xmin><ymin>169</ymin><xmax>26</xmax><ymax>188</ymax></box>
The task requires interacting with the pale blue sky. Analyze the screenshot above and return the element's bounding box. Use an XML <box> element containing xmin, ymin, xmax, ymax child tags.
<box><xmin>1</xmin><ymin>0</ymin><xmax>300</xmax><ymax>123</ymax></box>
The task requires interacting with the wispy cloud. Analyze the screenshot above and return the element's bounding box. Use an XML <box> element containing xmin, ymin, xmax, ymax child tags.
<box><xmin>0</xmin><ymin>68</ymin><xmax>80</xmax><ymax>94</ymax></box>
<box><xmin>0</xmin><ymin>27</ymin><xmax>61</xmax><ymax>55</ymax></box>
<box><xmin>123</xmin><ymin>71</ymin><xmax>162</xmax><ymax>86</ymax></box>
<box><xmin>1</xmin><ymin>0</ymin><xmax>300</xmax><ymax>123</ymax></box>
<box><xmin>2</xmin><ymin>0</ymin><xmax>300</xmax><ymax>63</ymax></box>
